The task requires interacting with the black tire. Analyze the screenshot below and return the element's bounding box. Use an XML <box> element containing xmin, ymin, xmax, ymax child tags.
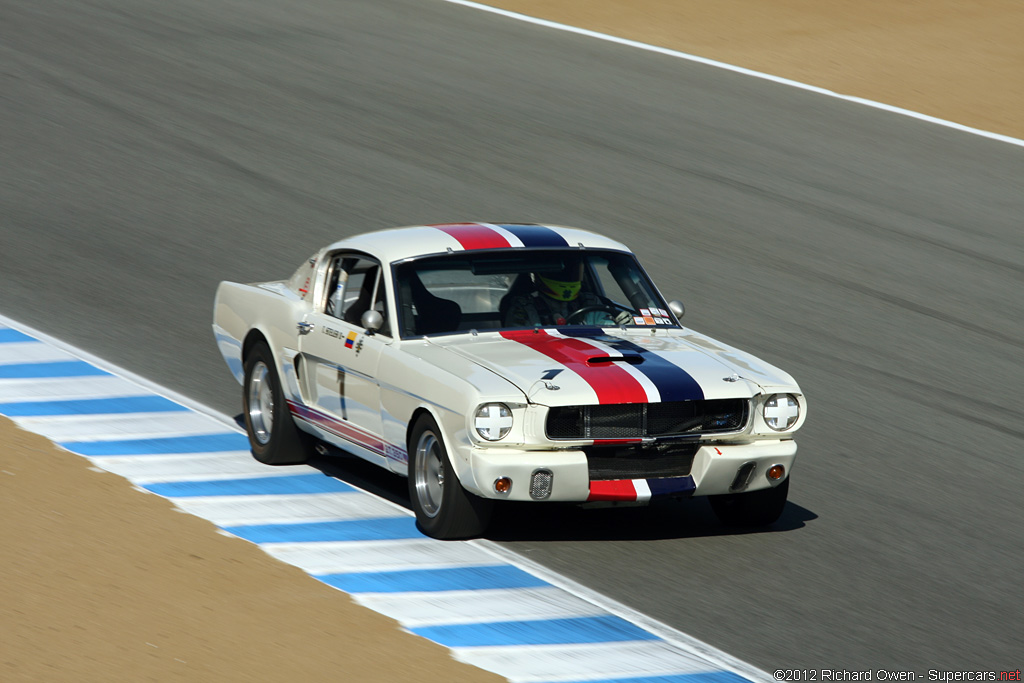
<box><xmin>408</xmin><ymin>414</ymin><xmax>493</xmax><ymax>539</ymax></box>
<box><xmin>709</xmin><ymin>476</ymin><xmax>789</xmax><ymax>527</ymax></box>
<box><xmin>242</xmin><ymin>341</ymin><xmax>310</xmax><ymax>466</ymax></box>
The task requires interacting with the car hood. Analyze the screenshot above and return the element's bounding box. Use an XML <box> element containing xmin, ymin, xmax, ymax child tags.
<box><xmin>423</xmin><ymin>328</ymin><xmax>800</xmax><ymax>407</ymax></box>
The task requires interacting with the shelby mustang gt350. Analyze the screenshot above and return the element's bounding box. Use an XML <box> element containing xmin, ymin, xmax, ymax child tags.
<box><xmin>212</xmin><ymin>223</ymin><xmax>807</xmax><ymax>539</ymax></box>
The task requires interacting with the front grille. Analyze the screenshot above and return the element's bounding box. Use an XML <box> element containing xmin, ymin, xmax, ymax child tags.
<box><xmin>546</xmin><ymin>399</ymin><xmax>749</xmax><ymax>440</ymax></box>
<box><xmin>585</xmin><ymin>443</ymin><xmax>698</xmax><ymax>480</ymax></box>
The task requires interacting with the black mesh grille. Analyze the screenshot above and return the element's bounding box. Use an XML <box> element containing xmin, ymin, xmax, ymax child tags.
<box><xmin>546</xmin><ymin>399</ymin><xmax>748</xmax><ymax>439</ymax></box>
<box><xmin>589</xmin><ymin>404</ymin><xmax>643</xmax><ymax>438</ymax></box>
<box><xmin>586</xmin><ymin>443</ymin><xmax>698</xmax><ymax>480</ymax></box>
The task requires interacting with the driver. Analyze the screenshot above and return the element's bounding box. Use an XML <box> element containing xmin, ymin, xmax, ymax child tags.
<box><xmin>503</xmin><ymin>260</ymin><xmax>633</xmax><ymax>328</ymax></box>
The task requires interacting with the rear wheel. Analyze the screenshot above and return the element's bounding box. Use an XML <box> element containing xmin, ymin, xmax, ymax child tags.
<box><xmin>408</xmin><ymin>414</ymin><xmax>492</xmax><ymax>539</ymax></box>
<box><xmin>709</xmin><ymin>477</ymin><xmax>789</xmax><ymax>527</ymax></box>
<box><xmin>243</xmin><ymin>342</ymin><xmax>310</xmax><ymax>465</ymax></box>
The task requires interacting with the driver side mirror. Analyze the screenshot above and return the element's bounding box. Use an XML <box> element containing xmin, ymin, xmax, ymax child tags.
<box><xmin>361</xmin><ymin>309</ymin><xmax>384</xmax><ymax>334</ymax></box>
<box><xmin>668</xmin><ymin>300</ymin><xmax>685</xmax><ymax>320</ymax></box>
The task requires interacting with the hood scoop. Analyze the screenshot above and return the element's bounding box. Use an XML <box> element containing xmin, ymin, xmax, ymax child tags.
<box><xmin>586</xmin><ymin>354</ymin><xmax>643</xmax><ymax>366</ymax></box>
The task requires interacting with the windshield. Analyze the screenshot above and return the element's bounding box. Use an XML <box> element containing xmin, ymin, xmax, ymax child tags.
<box><xmin>392</xmin><ymin>249</ymin><xmax>677</xmax><ymax>337</ymax></box>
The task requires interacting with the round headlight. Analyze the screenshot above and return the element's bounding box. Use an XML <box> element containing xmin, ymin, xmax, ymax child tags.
<box><xmin>474</xmin><ymin>403</ymin><xmax>513</xmax><ymax>441</ymax></box>
<box><xmin>763</xmin><ymin>394</ymin><xmax>800</xmax><ymax>431</ymax></box>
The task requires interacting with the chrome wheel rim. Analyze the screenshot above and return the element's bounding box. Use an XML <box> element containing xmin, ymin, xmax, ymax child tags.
<box><xmin>414</xmin><ymin>431</ymin><xmax>444</xmax><ymax>518</ymax></box>
<box><xmin>247</xmin><ymin>361</ymin><xmax>274</xmax><ymax>445</ymax></box>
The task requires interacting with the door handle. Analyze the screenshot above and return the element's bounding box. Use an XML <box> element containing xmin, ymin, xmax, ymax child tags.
<box><xmin>297</xmin><ymin>321</ymin><xmax>315</xmax><ymax>335</ymax></box>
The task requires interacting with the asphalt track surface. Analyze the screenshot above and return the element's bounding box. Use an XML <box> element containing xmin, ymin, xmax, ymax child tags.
<box><xmin>2</xmin><ymin>0</ymin><xmax>1022</xmax><ymax>672</ymax></box>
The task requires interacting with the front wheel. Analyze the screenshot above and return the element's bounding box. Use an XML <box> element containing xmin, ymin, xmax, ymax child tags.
<box><xmin>408</xmin><ymin>414</ymin><xmax>493</xmax><ymax>539</ymax></box>
<box><xmin>243</xmin><ymin>341</ymin><xmax>310</xmax><ymax>466</ymax></box>
<box><xmin>709</xmin><ymin>477</ymin><xmax>789</xmax><ymax>527</ymax></box>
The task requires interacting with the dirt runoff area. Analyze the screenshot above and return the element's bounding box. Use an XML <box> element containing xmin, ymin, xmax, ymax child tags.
<box><xmin>3</xmin><ymin>2</ymin><xmax>1022</xmax><ymax>682</ymax></box>
<box><xmin>492</xmin><ymin>0</ymin><xmax>1024</xmax><ymax>140</ymax></box>
<box><xmin>0</xmin><ymin>420</ymin><xmax>506</xmax><ymax>682</ymax></box>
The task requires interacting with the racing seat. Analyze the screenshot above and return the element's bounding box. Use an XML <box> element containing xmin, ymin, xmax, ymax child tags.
<box><xmin>403</xmin><ymin>272</ymin><xmax>462</xmax><ymax>336</ymax></box>
<box><xmin>498</xmin><ymin>273</ymin><xmax>535</xmax><ymax>326</ymax></box>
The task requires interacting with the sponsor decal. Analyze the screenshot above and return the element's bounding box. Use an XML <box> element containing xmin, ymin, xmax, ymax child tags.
<box><xmin>345</xmin><ymin>331</ymin><xmax>357</xmax><ymax>349</ymax></box>
<box><xmin>384</xmin><ymin>442</ymin><xmax>408</xmax><ymax>464</ymax></box>
<box><xmin>633</xmin><ymin>312</ymin><xmax>674</xmax><ymax>326</ymax></box>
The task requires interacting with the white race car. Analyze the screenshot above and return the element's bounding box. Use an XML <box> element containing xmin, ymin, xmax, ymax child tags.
<box><xmin>213</xmin><ymin>223</ymin><xmax>806</xmax><ymax>538</ymax></box>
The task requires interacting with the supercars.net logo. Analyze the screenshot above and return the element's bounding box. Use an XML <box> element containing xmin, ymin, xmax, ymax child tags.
<box><xmin>773</xmin><ymin>671</ymin><xmax>1021</xmax><ymax>682</ymax></box>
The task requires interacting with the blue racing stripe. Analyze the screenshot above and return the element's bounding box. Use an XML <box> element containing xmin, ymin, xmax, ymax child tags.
<box><xmin>0</xmin><ymin>361</ymin><xmax>111</xmax><ymax>378</ymax></box>
<box><xmin>549</xmin><ymin>673</ymin><xmax>752</xmax><ymax>683</ymax></box>
<box><xmin>224</xmin><ymin>516</ymin><xmax>419</xmax><ymax>543</ymax></box>
<box><xmin>60</xmin><ymin>432</ymin><xmax>250</xmax><ymax>455</ymax></box>
<box><xmin>647</xmin><ymin>476</ymin><xmax>695</xmax><ymax>498</ymax></box>
<box><xmin>316</xmin><ymin>565</ymin><xmax>550</xmax><ymax>593</ymax></box>
<box><xmin>558</xmin><ymin>329</ymin><xmax>704</xmax><ymax>401</ymax></box>
<box><xmin>0</xmin><ymin>395</ymin><xmax>187</xmax><ymax>416</ymax></box>
<box><xmin>0</xmin><ymin>329</ymin><xmax>35</xmax><ymax>343</ymax></box>
<box><xmin>498</xmin><ymin>224</ymin><xmax>570</xmax><ymax>247</ymax></box>
<box><xmin>143</xmin><ymin>473</ymin><xmax>355</xmax><ymax>498</ymax></box>
<box><xmin>411</xmin><ymin>614</ymin><xmax>658</xmax><ymax>647</ymax></box>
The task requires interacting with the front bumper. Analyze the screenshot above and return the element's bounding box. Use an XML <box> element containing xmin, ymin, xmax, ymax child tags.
<box><xmin>461</xmin><ymin>439</ymin><xmax>797</xmax><ymax>502</ymax></box>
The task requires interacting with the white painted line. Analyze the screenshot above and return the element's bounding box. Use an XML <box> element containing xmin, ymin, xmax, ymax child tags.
<box><xmin>12</xmin><ymin>411</ymin><xmax>229</xmax><ymax>441</ymax></box>
<box><xmin>174</xmin><ymin>492</ymin><xmax>406</xmax><ymax>526</ymax></box>
<box><xmin>441</xmin><ymin>0</ymin><xmax>1024</xmax><ymax>150</ymax></box>
<box><xmin>0</xmin><ymin>375</ymin><xmax>147</xmax><ymax>401</ymax></box>
<box><xmin>353</xmin><ymin>586</ymin><xmax>606</xmax><ymax>627</ymax></box>
<box><xmin>262</xmin><ymin>538</ymin><xmax>499</xmax><ymax>575</ymax></box>
<box><xmin>452</xmin><ymin>639</ymin><xmax>713</xmax><ymax>682</ymax></box>
<box><xmin>91</xmin><ymin>452</ymin><xmax>287</xmax><ymax>482</ymax></box>
<box><xmin>0</xmin><ymin>341</ymin><xmax>78</xmax><ymax>364</ymax></box>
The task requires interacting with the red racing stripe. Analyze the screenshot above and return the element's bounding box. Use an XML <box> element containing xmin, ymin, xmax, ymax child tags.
<box><xmin>431</xmin><ymin>223</ymin><xmax>511</xmax><ymax>250</ymax></box>
<box><xmin>588</xmin><ymin>479</ymin><xmax>637</xmax><ymax>502</ymax></box>
<box><xmin>500</xmin><ymin>330</ymin><xmax>648</xmax><ymax>404</ymax></box>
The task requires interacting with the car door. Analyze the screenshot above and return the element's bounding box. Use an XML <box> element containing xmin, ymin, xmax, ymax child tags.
<box><xmin>298</xmin><ymin>252</ymin><xmax>392</xmax><ymax>466</ymax></box>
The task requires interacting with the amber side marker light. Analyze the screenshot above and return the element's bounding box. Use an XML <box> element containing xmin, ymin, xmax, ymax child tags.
<box><xmin>767</xmin><ymin>464</ymin><xmax>786</xmax><ymax>481</ymax></box>
<box><xmin>494</xmin><ymin>477</ymin><xmax>512</xmax><ymax>494</ymax></box>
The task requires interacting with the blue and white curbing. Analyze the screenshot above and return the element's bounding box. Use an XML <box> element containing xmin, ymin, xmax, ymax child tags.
<box><xmin>0</xmin><ymin>315</ymin><xmax>769</xmax><ymax>683</ymax></box>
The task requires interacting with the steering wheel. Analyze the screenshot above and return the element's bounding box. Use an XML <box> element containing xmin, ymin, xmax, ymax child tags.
<box><xmin>565</xmin><ymin>304</ymin><xmax>629</xmax><ymax>324</ymax></box>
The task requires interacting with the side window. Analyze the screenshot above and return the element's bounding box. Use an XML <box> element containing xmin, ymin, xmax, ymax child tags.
<box><xmin>324</xmin><ymin>254</ymin><xmax>390</xmax><ymax>336</ymax></box>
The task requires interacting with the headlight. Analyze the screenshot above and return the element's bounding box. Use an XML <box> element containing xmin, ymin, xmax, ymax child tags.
<box><xmin>763</xmin><ymin>394</ymin><xmax>800</xmax><ymax>431</ymax></box>
<box><xmin>474</xmin><ymin>403</ymin><xmax>513</xmax><ymax>441</ymax></box>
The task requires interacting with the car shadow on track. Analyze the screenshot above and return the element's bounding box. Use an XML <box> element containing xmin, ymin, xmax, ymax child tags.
<box><xmin>315</xmin><ymin>451</ymin><xmax>817</xmax><ymax>541</ymax></box>
<box><xmin>485</xmin><ymin>497</ymin><xmax>817</xmax><ymax>542</ymax></box>
<box><xmin>233</xmin><ymin>419</ymin><xmax>818</xmax><ymax>542</ymax></box>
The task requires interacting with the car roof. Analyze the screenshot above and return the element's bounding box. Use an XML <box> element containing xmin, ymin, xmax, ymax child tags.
<box><xmin>321</xmin><ymin>223</ymin><xmax>633</xmax><ymax>263</ymax></box>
